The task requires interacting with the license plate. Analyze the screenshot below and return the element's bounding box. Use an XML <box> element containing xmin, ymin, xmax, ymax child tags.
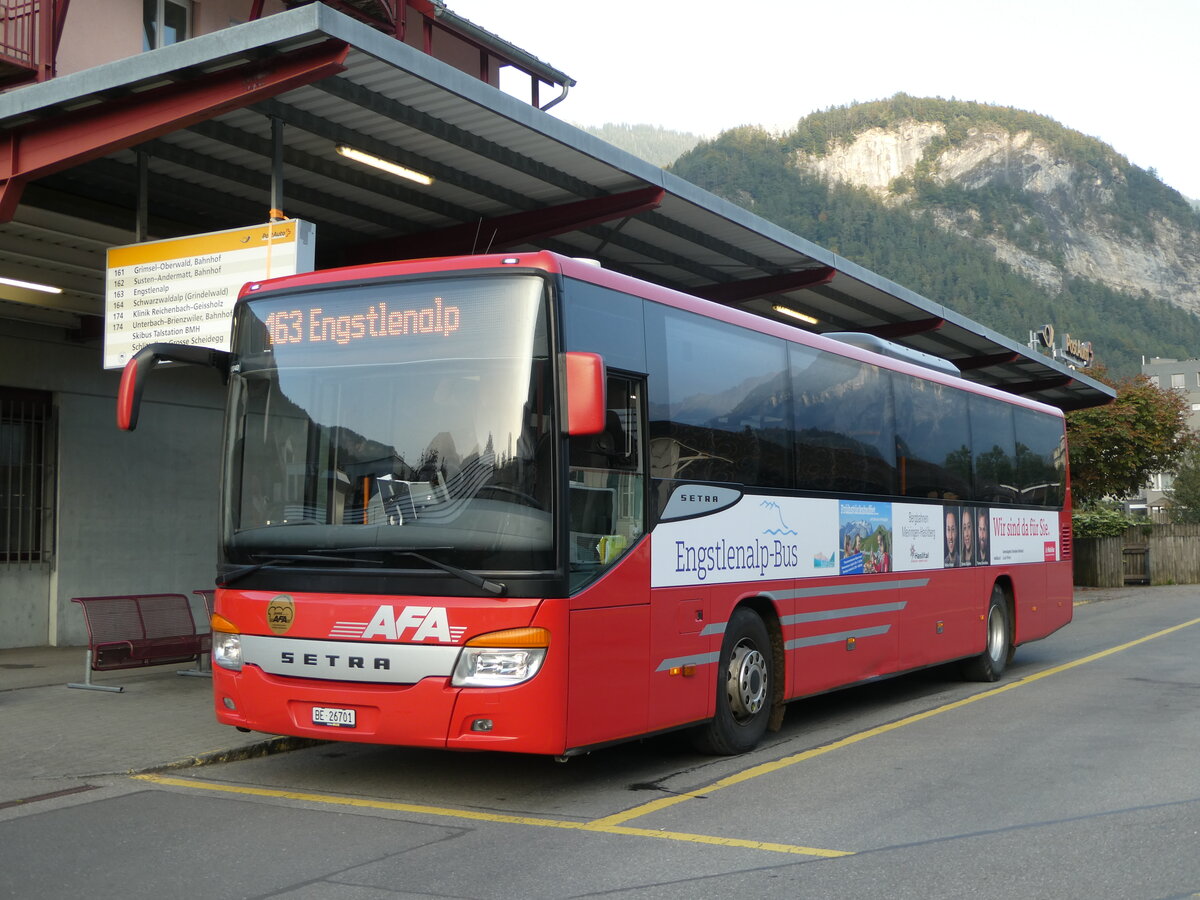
<box><xmin>312</xmin><ymin>706</ymin><xmax>356</xmax><ymax>728</ymax></box>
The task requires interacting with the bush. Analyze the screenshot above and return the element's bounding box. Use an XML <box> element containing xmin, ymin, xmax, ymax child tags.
<box><xmin>1072</xmin><ymin>505</ymin><xmax>1137</xmax><ymax>537</ymax></box>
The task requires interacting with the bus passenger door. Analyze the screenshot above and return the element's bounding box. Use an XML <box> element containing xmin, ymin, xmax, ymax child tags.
<box><xmin>566</xmin><ymin>374</ymin><xmax>654</xmax><ymax>748</ymax></box>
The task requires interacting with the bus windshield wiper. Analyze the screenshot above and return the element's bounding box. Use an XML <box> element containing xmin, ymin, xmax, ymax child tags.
<box><xmin>336</xmin><ymin>546</ymin><xmax>507</xmax><ymax>596</ymax></box>
<box><xmin>217</xmin><ymin>552</ymin><xmax>382</xmax><ymax>587</ymax></box>
<box><xmin>394</xmin><ymin>550</ymin><xmax>507</xmax><ymax>596</ymax></box>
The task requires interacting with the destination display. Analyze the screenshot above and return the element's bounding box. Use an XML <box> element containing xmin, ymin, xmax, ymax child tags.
<box><xmin>103</xmin><ymin>220</ymin><xmax>315</xmax><ymax>369</ymax></box>
<box><xmin>240</xmin><ymin>274</ymin><xmax>547</xmax><ymax>369</ymax></box>
<box><xmin>263</xmin><ymin>297</ymin><xmax>463</xmax><ymax>346</ymax></box>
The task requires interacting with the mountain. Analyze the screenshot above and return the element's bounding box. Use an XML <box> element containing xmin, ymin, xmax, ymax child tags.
<box><xmin>578</xmin><ymin>123</ymin><xmax>701</xmax><ymax>168</ymax></box>
<box><xmin>668</xmin><ymin>95</ymin><xmax>1200</xmax><ymax>377</ymax></box>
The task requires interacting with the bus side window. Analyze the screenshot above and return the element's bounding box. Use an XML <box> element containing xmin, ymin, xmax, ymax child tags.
<box><xmin>790</xmin><ymin>345</ymin><xmax>895</xmax><ymax>496</ymax></box>
<box><xmin>893</xmin><ymin>373</ymin><xmax>970</xmax><ymax>499</ymax></box>
<box><xmin>647</xmin><ymin>306</ymin><xmax>789</xmax><ymax>488</ymax></box>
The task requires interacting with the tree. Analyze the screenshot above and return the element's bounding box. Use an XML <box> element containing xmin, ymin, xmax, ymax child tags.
<box><xmin>1167</xmin><ymin>445</ymin><xmax>1200</xmax><ymax>523</ymax></box>
<box><xmin>1065</xmin><ymin>368</ymin><xmax>1196</xmax><ymax>506</ymax></box>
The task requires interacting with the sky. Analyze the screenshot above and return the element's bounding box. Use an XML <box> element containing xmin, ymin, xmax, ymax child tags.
<box><xmin>447</xmin><ymin>0</ymin><xmax>1200</xmax><ymax>200</ymax></box>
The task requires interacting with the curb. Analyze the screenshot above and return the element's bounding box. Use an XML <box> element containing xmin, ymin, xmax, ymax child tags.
<box><xmin>140</xmin><ymin>735</ymin><xmax>327</xmax><ymax>774</ymax></box>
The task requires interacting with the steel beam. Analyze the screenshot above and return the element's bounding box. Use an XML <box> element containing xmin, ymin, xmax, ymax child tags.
<box><xmin>860</xmin><ymin>317</ymin><xmax>946</xmax><ymax>339</ymax></box>
<box><xmin>692</xmin><ymin>267</ymin><xmax>836</xmax><ymax>304</ymax></box>
<box><xmin>952</xmin><ymin>350</ymin><xmax>1021</xmax><ymax>371</ymax></box>
<box><xmin>0</xmin><ymin>40</ymin><xmax>348</xmax><ymax>221</ymax></box>
<box><xmin>345</xmin><ymin>186</ymin><xmax>666</xmax><ymax>263</ymax></box>
<box><xmin>1001</xmin><ymin>375</ymin><xmax>1073</xmax><ymax>395</ymax></box>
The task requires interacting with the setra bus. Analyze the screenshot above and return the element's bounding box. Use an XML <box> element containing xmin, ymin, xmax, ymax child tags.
<box><xmin>117</xmin><ymin>251</ymin><xmax>1073</xmax><ymax>756</ymax></box>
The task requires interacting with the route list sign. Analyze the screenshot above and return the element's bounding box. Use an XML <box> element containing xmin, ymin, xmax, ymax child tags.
<box><xmin>103</xmin><ymin>219</ymin><xmax>315</xmax><ymax>369</ymax></box>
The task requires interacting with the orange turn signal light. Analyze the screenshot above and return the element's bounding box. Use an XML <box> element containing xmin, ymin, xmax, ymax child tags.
<box><xmin>465</xmin><ymin>627</ymin><xmax>550</xmax><ymax>648</ymax></box>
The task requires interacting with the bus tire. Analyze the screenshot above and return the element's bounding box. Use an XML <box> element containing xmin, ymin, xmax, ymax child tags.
<box><xmin>961</xmin><ymin>584</ymin><xmax>1011</xmax><ymax>682</ymax></box>
<box><xmin>694</xmin><ymin>607</ymin><xmax>772</xmax><ymax>755</ymax></box>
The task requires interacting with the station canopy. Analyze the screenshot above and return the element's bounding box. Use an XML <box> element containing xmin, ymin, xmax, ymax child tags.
<box><xmin>0</xmin><ymin>3</ymin><xmax>1114</xmax><ymax>410</ymax></box>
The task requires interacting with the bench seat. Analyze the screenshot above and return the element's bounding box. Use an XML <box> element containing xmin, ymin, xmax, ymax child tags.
<box><xmin>68</xmin><ymin>593</ymin><xmax>208</xmax><ymax>692</ymax></box>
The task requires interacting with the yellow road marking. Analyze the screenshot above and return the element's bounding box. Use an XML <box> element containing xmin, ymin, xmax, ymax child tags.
<box><xmin>593</xmin><ymin>615</ymin><xmax>1200</xmax><ymax>827</ymax></box>
<box><xmin>133</xmin><ymin>772</ymin><xmax>850</xmax><ymax>857</ymax></box>
<box><xmin>135</xmin><ymin>615</ymin><xmax>1200</xmax><ymax>859</ymax></box>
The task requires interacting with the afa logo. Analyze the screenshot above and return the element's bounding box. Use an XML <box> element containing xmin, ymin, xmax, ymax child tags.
<box><xmin>330</xmin><ymin>605</ymin><xmax>467</xmax><ymax>643</ymax></box>
<box><xmin>266</xmin><ymin>595</ymin><xmax>295</xmax><ymax>634</ymax></box>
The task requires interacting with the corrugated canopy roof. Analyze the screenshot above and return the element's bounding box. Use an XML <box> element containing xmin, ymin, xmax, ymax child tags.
<box><xmin>0</xmin><ymin>3</ymin><xmax>1113</xmax><ymax>409</ymax></box>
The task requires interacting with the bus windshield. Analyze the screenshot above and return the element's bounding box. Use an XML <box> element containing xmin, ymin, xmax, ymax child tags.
<box><xmin>222</xmin><ymin>273</ymin><xmax>555</xmax><ymax>574</ymax></box>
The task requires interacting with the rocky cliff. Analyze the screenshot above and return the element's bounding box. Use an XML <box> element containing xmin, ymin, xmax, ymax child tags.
<box><xmin>791</xmin><ymin>115</ymin><xmax>1200</xmax><ymax>316</ymax></box>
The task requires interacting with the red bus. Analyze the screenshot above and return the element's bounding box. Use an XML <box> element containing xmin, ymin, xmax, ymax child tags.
<box><xmin>118</xmin><ymin>251</ymin><xmax>1072</xmax><ymax>756</ymax></box>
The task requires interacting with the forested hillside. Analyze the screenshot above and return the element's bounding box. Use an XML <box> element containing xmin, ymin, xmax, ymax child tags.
<box><xmin>668</xmin><ymin>97</ymin><xmax>1200</xmax><ymax>376</ymax></box>
<box><xmin>579</xmin><ymin>123</ymin><xmax>701</xmax><ymax>168</ymax></box>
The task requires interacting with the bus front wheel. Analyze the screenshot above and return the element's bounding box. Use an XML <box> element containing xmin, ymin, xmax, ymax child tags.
<box><xmin>694</xmin><ymin>607</ymin><xmax>772</xmax><ymax>755</ymax></box>
<box><xmin>961</xmin><ymin>584</ymin><xmax>1011</xmax><ymax>682</ymax></box>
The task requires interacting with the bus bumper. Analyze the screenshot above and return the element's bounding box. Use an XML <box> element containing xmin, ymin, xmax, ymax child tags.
<box><xmin>212</xmin><ymin>663</ymin><xmax>569</xmax><ymax>755</ymax></box>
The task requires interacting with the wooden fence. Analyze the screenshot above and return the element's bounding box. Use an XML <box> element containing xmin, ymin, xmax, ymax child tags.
<box><xmin>1074</xmin><ymin>524</ymin><xmax>1200</xmax><ymax>586</ymax></box>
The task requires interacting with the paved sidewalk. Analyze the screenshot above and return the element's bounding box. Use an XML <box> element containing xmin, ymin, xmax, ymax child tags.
<box><xmin>0</xmin><ymin>645</ymin><xmax>303</xmax><ymax>807</ymax></box>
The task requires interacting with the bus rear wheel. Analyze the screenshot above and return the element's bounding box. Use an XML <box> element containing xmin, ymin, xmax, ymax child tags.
<box><xmin>694</xmin><ymin>608</ymin><xmax>772</xmax><ymax>755</ymax></box>
<box><xmin>961</xmin><ymin>584</ymin><xmax>1011</xmax><ymax>682</ymax></box>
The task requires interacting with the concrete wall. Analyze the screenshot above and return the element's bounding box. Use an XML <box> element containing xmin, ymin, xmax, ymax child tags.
<box><xmin>0</xmin><ymin>563</ymin><xmax>50</xmax><ymax>648</ymax></box>
<box><xmin>0</xmin><ymin>319</ymin><xmax>224</xmax><ymax>648</ymax></box>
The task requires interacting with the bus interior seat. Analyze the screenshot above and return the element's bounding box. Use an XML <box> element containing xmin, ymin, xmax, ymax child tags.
<box><xmin>572</xmin><ymin>410</ymin><xmax>624</xmax><ymax>469</ymax></box>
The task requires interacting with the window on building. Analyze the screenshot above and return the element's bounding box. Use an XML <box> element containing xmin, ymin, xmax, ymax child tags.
<box><xmin>1</xmin><ymin>389</ymin><xmax>54</xmax><ymax>563</ymax></box>
<box><xmin>1171</xmin><ymin>373</ymin><xmax>1186</xmax><ymax>390</ymax></box>
<box><xmin>1150</xmin><ymin>472</ymin><xmax>1175</xmax><ymax>493</ymax></box>
<box><xmin>143</xmin><ymin>0</ymin><xmax>191</xmax><ymax>51</ymax></box>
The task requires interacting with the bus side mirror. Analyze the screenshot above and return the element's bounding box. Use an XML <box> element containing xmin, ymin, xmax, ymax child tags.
<box><xmin>561</xmin><ymin>352</ymin><xmax>606</xmax><ymax>436</ymax></box>
<box><xmin>117</xmin><ymin>342</ymin><xmax>231</xmax><ymax>431</ymax></box>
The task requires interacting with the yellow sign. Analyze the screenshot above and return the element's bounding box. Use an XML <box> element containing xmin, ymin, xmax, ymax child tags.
<box><xmin>103</xmin><ymin>220</ymin><xmax>315</xmax><ymax>369</ymax></box>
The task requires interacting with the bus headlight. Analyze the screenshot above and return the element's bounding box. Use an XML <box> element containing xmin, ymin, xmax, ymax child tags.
<box><xmin>212</xmin><ymin>632</ymin><xmax>243</xmax><ymax>671</ymax></box>
<box><xmin>452</xmin><ymin>627</ymin><xmax>549</xmax><ymax>687</ymax></box>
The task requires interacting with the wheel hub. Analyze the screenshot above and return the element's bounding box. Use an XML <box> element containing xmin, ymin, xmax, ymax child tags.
<box><xmin>726</xmin><ymin>641</ymin><xmax>768</xmax><ymax>722</ymax></box>
<box><xmin>987</xmin><ymin>605</ymin><xmax>1006</xmax><ymax>662</ymax></box>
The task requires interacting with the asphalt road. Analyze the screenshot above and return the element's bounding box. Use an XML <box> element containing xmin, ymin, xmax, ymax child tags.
<box><xmin>3</xmin><ymin>586</ymin><xmax>1199</xmax><ymax>899</ymax></box>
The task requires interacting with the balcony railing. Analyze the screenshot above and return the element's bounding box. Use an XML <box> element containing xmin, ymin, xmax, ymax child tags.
<box><xmin>0</xmin><ymin>0</ymin><xmax>64</xmax><ymax>88</ymax></box>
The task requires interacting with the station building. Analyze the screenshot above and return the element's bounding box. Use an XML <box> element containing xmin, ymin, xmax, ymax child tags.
<box><xmin>0</xmin><ymin>0</ymin><xmax>1112</xmax><ymax>648</ymax></box>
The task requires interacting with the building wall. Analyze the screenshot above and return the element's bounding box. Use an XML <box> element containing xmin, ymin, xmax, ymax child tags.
<box><xmin>0</xmin><ymin>563</ymin><xmax>49</xmax><ymax>649</ymax></box>
<box><xmin>54</xmin><ymin>1</ymin><xmax>498</xmax><ymax>86</ymax></box>
<box><xmin>56</xmin><ymin>0</ymin><xmax>289</xmax><ymax>75</ymax></box>
<box><xmin>55</xmin><ymin>2</ymin><xmax>142</xmax><ymax>75</ymax></box>
<box><xmin>1143</xmin><ymin>357</ymin><xmax>1200</xmax><ymax>431</ymax></box>
<box><xmin>1133</xmin><ymin>357</ymin><xmax>1200</xmax><ymax>517</ymax></box>
<box><xmin>0</xmin><ymin>319</ymin><xmax>224</xmax><ymax>648</ymax></box>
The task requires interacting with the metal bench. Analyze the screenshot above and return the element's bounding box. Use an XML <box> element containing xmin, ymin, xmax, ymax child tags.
<box><xmin>67</xmin><ymin>593</ymin><xmax>206</xmax><ymax>692</ymax></box>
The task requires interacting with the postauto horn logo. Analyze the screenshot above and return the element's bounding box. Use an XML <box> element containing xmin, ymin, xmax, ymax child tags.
<box><xmin>266</xmin><ymin>595</ymin><xmax>295</xmax><ymax>634</ymax></box>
